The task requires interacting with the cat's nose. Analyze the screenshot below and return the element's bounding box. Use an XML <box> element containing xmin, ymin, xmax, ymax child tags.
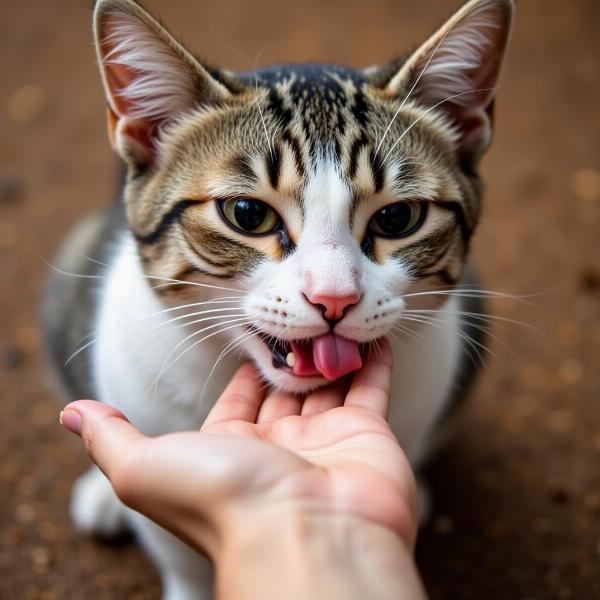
<box><xmin>305</xmin><ymin>291</ymin><xmax>361</xmax><ymax>322</ymax></box>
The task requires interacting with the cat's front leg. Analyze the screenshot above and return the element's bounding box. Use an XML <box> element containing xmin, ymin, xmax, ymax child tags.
<box><xmin>128</xmin><ymin>511</ymin><xmax>213</xmax><ymax>600</ymax></box>
<box><xmin>70</xmin><ymin>465</ymin><xmax>129</xmax><ymax>538</ymax></box>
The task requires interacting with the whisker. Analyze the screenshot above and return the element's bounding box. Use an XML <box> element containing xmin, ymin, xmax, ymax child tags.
<box><xmin>399</xmin><ymin>314</ymin><xmax>491</xmax><ymax>367</ymax></box>
<box><xmin>45</xmin><ymin>261</ymin><xmax>244</xmax><ymax>294</ymax></box>
<box><xmin>105</xmin><ymin>307</ymin><xmax>248</xmax><ymax>364</ymax></box>
<box><xmin>153</xmin><ymin>313</ymin><xmax>256</xmax><ymax>382</ymax></box>
<box><xmin>401</xmin><ymin>287</ymin><xmax>543</xmax><ymax>307</ymax></box>
<box><xmin>80</xmin><ymin>253</ymin><xmax>110</xmax><ymax>268</ymax></box>
<box><xmin>65</xmin><ymin>296</ymin><xmax>243</xmax><ymax>364</ymax></box>
<box><xmin>151</xmin><ymin>318</ymin><xmax>255</xmax><ymax>393</ymax></box>
<box><xmin>379</xmin><ymin>87</ymin><xmax>497</xmax><ymax>167</ymax></box>
<box><xmin>402</xmin><ymin>308</ymin><xmax>541</xmax><ymax>333</ymax></box>
<box><xmin>375</xmin><ymin>31</ymin><xmax>450</xmax><ymax>156</ymax></box>
<box><xmin>199</xmin><ymin>329</ymin><xmax>259</xmax><ymax>402</ymax></box>
<box><xmin>139</xmin><ymin>311</ymin><xmax>248</xmax><ymax>366</ymax></box>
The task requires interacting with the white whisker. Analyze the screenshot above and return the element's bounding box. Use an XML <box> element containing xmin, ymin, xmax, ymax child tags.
<box><xmin>375</xmin><ymin>32</ymin><xmax>450</xmax><ymax>156</ymax></box>
<box><xmin>380</xmin><ymin>87</ymin><xmax>496</xmax><ymax>167</ymax></box>
<box><xmin>139</xmin><ymin>311</ymin><xmax>248</xmax><ymax>366</ymax></box>
<box><xmin>45</xmin><ymin>261</ymin><xmax>244</xmax><ymax>294</ymax></box>
<box><xmin>151</xmin><ymin>318</ymin><xmax>254</xmax><ymax>392</ymax></box>
<box><xmin>199</xmin><ymin>329</ymin><xmax>259</xmax><ymax>402</ymax></box>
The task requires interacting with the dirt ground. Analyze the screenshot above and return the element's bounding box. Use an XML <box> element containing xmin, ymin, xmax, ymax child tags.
<box><xmin>1</xmin><ymin>0</ymin><xmax>599</xmax><ymax>598</ymax></box>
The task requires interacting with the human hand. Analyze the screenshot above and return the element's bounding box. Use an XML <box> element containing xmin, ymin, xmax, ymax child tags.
<box><xmin>60</xmin><ymin>340</ymin><xmax>417</xmax><ymax>560</ymax></box>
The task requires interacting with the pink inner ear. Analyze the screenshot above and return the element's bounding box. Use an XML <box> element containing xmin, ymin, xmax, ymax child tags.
<box><xmin>103</xmin><ymin>60</ymin><xmax>137</xmax><ymax>117</ymax></box>
<box><xmin>103</xmin><ymin>59</ymin><xmax>158</xmax><ymax>164</ymax></box>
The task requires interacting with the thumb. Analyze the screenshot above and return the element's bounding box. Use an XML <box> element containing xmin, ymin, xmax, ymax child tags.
<box><xmin>60</xmin><ymin>400</ymin><xmax>148</xmax><ymax>483</ymax></box>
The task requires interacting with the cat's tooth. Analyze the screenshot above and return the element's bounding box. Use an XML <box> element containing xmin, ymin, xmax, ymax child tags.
<box><xmin>286</xmin><ymin>352</ymin><xmax>296</xmax><ymax>368</ymax></box>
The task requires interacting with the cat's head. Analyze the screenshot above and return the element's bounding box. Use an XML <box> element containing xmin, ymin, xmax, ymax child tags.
<box><xmin>93</xmin><ymin>0</ymin><xmax>514</xmax><ymax>392</ymax></box>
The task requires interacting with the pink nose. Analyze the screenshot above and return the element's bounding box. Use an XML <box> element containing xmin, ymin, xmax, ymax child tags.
<box><xmin>305</xmin><ymin>292</ymin><xmax>361</xmax><ymax>322</ymax></box>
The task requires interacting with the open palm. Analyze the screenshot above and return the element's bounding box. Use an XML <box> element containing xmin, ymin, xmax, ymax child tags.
<box><xmin>65</xmin><ymin>341</ymin><xmax>417</xmax><ymax>555</ymax></box>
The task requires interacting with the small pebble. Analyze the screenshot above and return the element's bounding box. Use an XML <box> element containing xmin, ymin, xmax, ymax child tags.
<box><xmin>584</xmin><ymin>494</ymin><xmax>600</xmax><ymax>512</ymax></box>
<box><xmin>31</xmin><ymin>545</ymin><xmax>51</xmax><ymax>574</ymax></box>
<box><xmin>572</xmin><ymin>168</ymin><xmax>600</xmax><ymax>203</ymax></box>
<box><xmin>547</xmin><ymin>409</ymin><xmax>573</xmax><ymax>434</ymax></box>
<box><xmin>15</xmin><ymin>503</ymin><xmax>36</xmax><ymax>524</ymax></box>
<box><xmin>7</xmin><ymin>84</ymin><xmax>47</xmax><ymax>124</ymax></box>
<box><xmin>558</xmin><ymin>358</ymin><xmax>584</xmax><ymax>385</ymax></box>
<box><xmin>580</xmin><ymin>268</ymin><xmax>600</xmax><ymax>293</ymax></box>
<box><xmin>549</xmin><ymin>486</ymin><xmax>570</xmax><ymax>505</ymax></box>
<box><xmin>15</xmin><ymin>325</ymin><xmax>40</xmax><ymax>353</ymax></box>
<box><xmin>3</xmin><ymin>345</ymin><xmax>26</xmax><ymax>368</ymax></box>
<box><xmin>0</xmin><ymin>176</ymin><xmax>24</xmax><ymax>205</ymax></box>
<box><xmin>39</xmin><ymin>521</ymin><xmax>60</xmax><ymax>542</ymax></box>
<box><xmin>433</xmin><ymin>515</ymin><xmax>454</xmax><ymax>535</ymax></box>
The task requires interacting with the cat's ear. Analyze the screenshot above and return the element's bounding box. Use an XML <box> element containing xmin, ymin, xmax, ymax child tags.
<box><xmin>377</xmin><ymin>0</ymin><xmax>514</xmax><ymax>163</ymax></box>
<box><xmin>94</xmin><ymin>0</ymin><xmax>233</xmax><ymax>168</ymax></box>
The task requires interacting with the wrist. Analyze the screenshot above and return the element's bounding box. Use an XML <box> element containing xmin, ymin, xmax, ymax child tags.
<box><xmin>215</xmin><ymin>506</ymin><xmax>426</xmax><ymax>600</ymax></box>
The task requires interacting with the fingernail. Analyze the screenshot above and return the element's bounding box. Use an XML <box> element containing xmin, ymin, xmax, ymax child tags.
<box><xmin>59</xmin><ymin>409</ymin><xmax>82</xmax><ymax>436</ymax></box>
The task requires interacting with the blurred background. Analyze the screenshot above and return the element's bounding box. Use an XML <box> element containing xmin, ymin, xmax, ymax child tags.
<box><xmin>1</xmin><ymin>0</ymin><xmax>599</xmax><ymax>597</ymax></box>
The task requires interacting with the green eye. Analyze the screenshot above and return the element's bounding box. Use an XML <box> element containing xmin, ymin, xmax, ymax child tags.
<box><xmin>369</xmin><ymin>201</ymin><xmax>427</xmax><ymax>238</ymax></box>
<box><xmin>219</xmin><ymin>198</ymin><xmax>280</xmax><ymax>235</ymax></box>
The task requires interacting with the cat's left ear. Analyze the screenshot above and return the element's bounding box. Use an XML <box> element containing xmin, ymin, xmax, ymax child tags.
<box><xmin>94</xmin><ymin>0</ymin><xmax>236</xmax><ymax>168</ymax></box>
<box><xmin>376</xmin><ymin>0</ymin><xmax>514</xmax><ymax>164</ymax></box>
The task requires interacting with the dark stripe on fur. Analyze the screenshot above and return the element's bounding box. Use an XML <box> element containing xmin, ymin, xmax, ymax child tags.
<box><xmin>351</xmin><ymin>87</ymin><xmax>369</xmax><ymax>127</ymax></box>
<box><xmin>281</xmin><ymin>130</ymin><xmax>305</xmax><ymax>178</ymax></box>
<box><xmin>229</xmin><ymin>154</ymin><xmax>259</xmax><ymax>184</ymax></box>
<box><xmin>348</xmin><ymin>133</ymin><xmax>369</xmax><ymax>180</ymax></box>
<box><xmin>265</xmin><ymin>143</ymin><xmax>282</xmax><ymax>190</ymax></box>
<box><xmin>182</xmin><ymin>231</ymin><xmax>238</xmax><ymax>269</ymax></box>
<box><xmin>135</xmin><ymin>200</ymin><xmax>197</xmax><ymax>245</ymax></box>
<box><xmin>369</xmin><ymin>149</ymin><xmax>385</xmax><ymax>192</ymax></box>
<box><xmin>175</xmin><ymin>265</ymin><xmax>234</xmax><ymax>280</ymax></box>
<box><xmin>267</xmin><ymin>88</ymin><xmax>292</xmax><ymax>128</ymax></box>
<box><xmin>432</xmin><ymin>201</ymin><xmax>471</xmax><ymax>244</ymax></box>
<box><xmin>425</xmin><ymin>268</ymin><xmax>457</xmax><ymax>285</ymax></box>
<box><xmin>398</xmin><ymin>223</ymin><xmax>458</xmax><ymax>274</ymax></box>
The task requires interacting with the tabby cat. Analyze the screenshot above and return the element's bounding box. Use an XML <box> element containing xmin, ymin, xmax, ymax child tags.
<box><xmin>43</xmin><ymin>0</ymin><xmax>514</xmax><ymax>597</ymax></box>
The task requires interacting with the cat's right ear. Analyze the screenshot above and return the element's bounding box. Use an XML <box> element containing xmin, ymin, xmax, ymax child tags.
<box><xmin>94</xmin><ymin>0</ymin><xmax>233</xmax><ymax>168</ymax></box>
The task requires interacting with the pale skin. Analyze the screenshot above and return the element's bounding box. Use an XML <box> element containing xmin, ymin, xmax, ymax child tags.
<box><xmin>60</xmin><ymin>341</ymin><xmax>427</xmax><ymax>599</ymax></box>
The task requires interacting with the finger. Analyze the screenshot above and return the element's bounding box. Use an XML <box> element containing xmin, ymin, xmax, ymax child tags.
<box><xmin>256</xmin><ymin>389</ymin><xmax>302</xmax><ymax>424</ymax></box>
<box><xmin>60</xmin><ymin>400</ymin><xmax>148</xmax><ymax>482</ymax></box>
<box><xmin>300</xmin><ymin>379</ymin><xmax>348</xmax><ymax>416</ymax></box>
<box><xmin>202</xmin><ymin>362</ymin><xmax>266</xmax><ymax>428</ymax></box>
<box><xmin>344</xmin><ymin>339</ymin><xmax>393</xmax><ymax>418</ymax></box>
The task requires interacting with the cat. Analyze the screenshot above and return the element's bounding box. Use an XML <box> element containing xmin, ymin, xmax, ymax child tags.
<box><xmin>42</xmin><ymin>0</ymin><xmax>514</xmax><ymax>597</ymax></box>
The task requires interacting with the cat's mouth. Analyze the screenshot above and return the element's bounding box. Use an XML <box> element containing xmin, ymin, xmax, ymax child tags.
<box><xmin>261</xmin><ymin>332</ymin><xmax>365</xmax><ymax>381</ymax></box>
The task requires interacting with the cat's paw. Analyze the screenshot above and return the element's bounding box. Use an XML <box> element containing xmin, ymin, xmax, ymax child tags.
<box><xmin>70</xmin><ymin>466</ymin><xmax>129</xmax><ymax>538</ymax></box>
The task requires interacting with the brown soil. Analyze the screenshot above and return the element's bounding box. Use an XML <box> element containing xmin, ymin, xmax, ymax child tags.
<box><xmin>1</xmin><ymin>0</ymin><xmax>599</xmax><ymax>598</ymax></box>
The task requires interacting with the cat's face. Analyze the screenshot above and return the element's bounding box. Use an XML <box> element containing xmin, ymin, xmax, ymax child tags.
<box><xmin>94</xmin><ymin>0</ymin><xmax>513</xmax><ymax>392</ymax></box>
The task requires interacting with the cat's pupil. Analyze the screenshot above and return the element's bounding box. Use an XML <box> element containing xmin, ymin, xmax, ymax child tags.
<box><xmin>374</xmin><ymin>203</ymin><xmax>413</xmax><ymax>235</ymax></box>
<box><xmin>234</xmin><ymin>199</ymin><xmax>267</xmax><ymax>231</ymax></box>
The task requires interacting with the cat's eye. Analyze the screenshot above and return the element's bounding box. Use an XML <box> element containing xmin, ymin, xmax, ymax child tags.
<box><xmin>218</xmin><ymin>198</ymin><xmax>280</xmax><ymax>235</ymax></box>
<box><xmin>368</xmin><ymin>201</ymin><xmax>427</xmax><ymax>238</ymax></box>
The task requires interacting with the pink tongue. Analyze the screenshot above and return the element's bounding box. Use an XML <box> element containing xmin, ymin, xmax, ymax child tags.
<box><xmin>291</xmin><ymin>334</ymin><xmax>362</xmax><ymax>381</ymax></box>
